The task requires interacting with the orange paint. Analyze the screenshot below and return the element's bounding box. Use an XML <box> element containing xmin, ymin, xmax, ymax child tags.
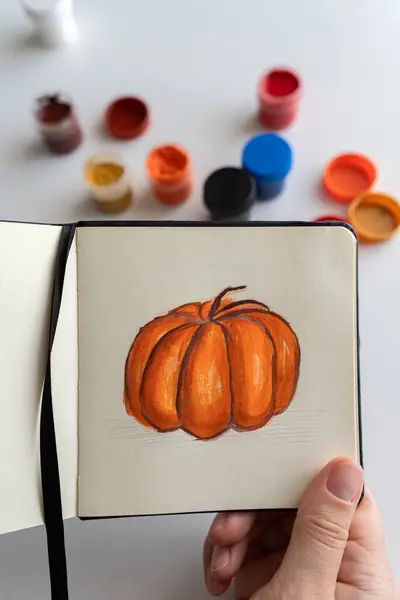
<box><xmin>124</xmin><ymin>313</ymin><xmax>197</xmax><ymax>427</ymax></box>
<box><xmin>222</xmin><ymin>317</ymin><xmax>275</xmax><ymax>430</ymax></box>
<box><xmin>251</xmin><ymin>312</ymin><xmax>301</xmax><ymax>414</ymax></box>
<box><xmin>146</xmin><ymin>144</ymin><xmax>192</xmax><ymax>205</ymax></box>
<box><xmin>142</xmin><ymin>325</ymin><xmax>199</xmax><ymax>431</ymax></box>
<box><xmin>124</xmin><ymin>286</ymin><xmax>301</xmax><ymax>440</ymax></box>
<box><xmin>178</xmin><ymin>323</ymin><xmax>232</xmax><ymax>439</ymax></box>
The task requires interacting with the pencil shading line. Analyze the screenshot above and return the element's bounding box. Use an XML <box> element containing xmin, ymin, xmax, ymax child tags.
<box><xmin>123</xmin><ymin>286</ymin><xmax>301</xmax><ymax>440</ymax></box>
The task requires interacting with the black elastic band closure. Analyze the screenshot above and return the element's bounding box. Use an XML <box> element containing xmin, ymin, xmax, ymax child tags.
<box><xmin>40</xmin><ymin>224</ymin><xmax>76</xmax><ymax>600</ymax></box>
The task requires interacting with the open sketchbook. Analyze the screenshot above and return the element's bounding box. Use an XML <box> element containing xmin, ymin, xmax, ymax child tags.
<box><xmin>0</xmin><ymin>221</ymin><xmax>361</xmax><ymax>538</ymax></box>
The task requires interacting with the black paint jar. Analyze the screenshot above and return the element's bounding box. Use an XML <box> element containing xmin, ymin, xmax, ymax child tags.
<box><xmin>204</xmin><ymin>167</ymin><xmax>256</xmax><ymax>221</ymax></box>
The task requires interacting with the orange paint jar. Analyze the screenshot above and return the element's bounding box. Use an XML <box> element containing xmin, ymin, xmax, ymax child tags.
<box><xmin>146</xmin><ymin>144</ymin><xmax>192</xmax><ymax>205</ymax></box>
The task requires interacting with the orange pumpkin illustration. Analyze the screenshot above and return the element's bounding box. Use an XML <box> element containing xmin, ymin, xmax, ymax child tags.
<box><xmin>123</xmin><ymin>286</ymin><xmax>300</xmax><ymax>440</ymax></box>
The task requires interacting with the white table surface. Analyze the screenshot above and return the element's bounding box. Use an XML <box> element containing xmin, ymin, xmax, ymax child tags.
<box><xmin>1</xmin><ymin>0</ymin><xmax>399</xmax><ymax>598</ymax></box>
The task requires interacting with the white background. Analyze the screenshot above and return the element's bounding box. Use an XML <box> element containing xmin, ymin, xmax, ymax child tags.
<box><xmin>0</xmin><ymin>0</ymin><xmax>399</xmax><ymax>598</ymax></box>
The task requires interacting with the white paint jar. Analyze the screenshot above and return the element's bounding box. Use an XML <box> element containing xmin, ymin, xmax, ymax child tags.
<box><xmin>21</xmin><ymin>0</ymin><xmax>78</xmax><ymax>46</ymax></box>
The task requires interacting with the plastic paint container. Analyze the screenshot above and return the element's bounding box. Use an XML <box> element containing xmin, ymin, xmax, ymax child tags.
<box><xmin>146</xmin><ymin>144</ymin><xmax>192</xmax><ymax>205</ymax></box>
<box><xmin>35</xmin><ymin>94</ymin><xmax>82</xmax><ymax>154</ymax></box>
<box><xmin>21</xmin><ymin>0</ymin><xmax>78</xmax><ymax>46</ymax></box>
<box><xmin>258</xmin><ymin>67</ymin><xmax>302</xmax><ymax>130</ymax></box>
<box><xmin>323</xmin><ymin>153</ymin><xmax>377</xmax><ymax>204</ymax></box>
<box><xmin>313</xmin><ymin>215</ymin><xmax>351</xmax><ymax>224</ymax></box>
<box><xmin>84</xmin><ymin>153</ymin><xmax>133</xmax><ymax>213</ymax></box>
<box><xmin>348</xmin><ymin>192</ymin><xmax>400</xmax><ymax>243</ymax></box>
<box><xmin>204</xmin><ymin>167</ymin><xmax>256</xmax><ymax>221</ymax></box>
<box><xmin>104</xmin><ymin>97</ymin><xmax>150</xmax><ymax>140</ymax></box>
<box><xmin>242</xmin><ymin>133</ymin><xmax>293</xmax><ymax>200</ymax></box>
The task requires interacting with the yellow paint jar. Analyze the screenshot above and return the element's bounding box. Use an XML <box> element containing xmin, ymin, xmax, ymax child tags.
<box><xmin>84</xmin><ymin>153</ymin><xmax>132</xmax><ymax>212</ymax></box>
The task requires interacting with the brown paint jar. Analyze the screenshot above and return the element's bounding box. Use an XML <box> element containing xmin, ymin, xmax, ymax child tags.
<box><xmin>35</xmin><ymin>94</ymin><xmax>83</xmax><ymax>154</ymax></box>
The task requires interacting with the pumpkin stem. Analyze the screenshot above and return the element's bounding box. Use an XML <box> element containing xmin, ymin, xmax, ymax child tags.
<box><xmin>209</xmin><ymin>285</ymin><xmax>247</xmax><ymax>319</ymax></box>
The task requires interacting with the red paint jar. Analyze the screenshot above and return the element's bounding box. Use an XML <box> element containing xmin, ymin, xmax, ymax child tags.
<box><xmin>35</xmin><ymin>94</ymin><xmax>83</xmax><ymax>154</ymax></box>
<box><xmin>257</xmin><ymin>68</ymin><xmax>302</xmax><ymax>130</ymax></box>
<box><xmin>104</xmin><ymin>96</ymin><xmax>150</xmax><ymax>140</ymax></box>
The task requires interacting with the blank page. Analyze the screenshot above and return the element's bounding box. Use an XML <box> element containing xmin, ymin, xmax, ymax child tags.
<box><xmin>0</xmin><ymin>223</ymin><xmax>78</xmax><ymax>534</ymax></box>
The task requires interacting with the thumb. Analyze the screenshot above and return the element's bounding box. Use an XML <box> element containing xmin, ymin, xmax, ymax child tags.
<box><xmin>271</xmin><ymin>458</ymin><xmax>364</xmax><ymax>600</ymax></box>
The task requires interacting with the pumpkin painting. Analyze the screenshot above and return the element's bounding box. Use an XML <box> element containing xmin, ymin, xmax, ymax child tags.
<box><xmin>123</xmin><ymin>286</ymin><xmax>300</xmax><ymax>440</ymax></box>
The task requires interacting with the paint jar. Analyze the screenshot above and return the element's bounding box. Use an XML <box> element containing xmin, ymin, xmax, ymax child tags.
<box><xmin>146</xmin><ymin>144</ymin><xmax>192</xmax><ymax>205</ymax></box>
<box><xmin>104</xmin><ymin>96</ymin><xmax>150</xmax><ymax>140</ymax></box>
<box><xmin>84</xmin><ymin>153</ymin><xmax>133</xmax><ymax>213</ymax></box>
<box><xmin>35</xmin><ymin>93</ymin><xmax>82</xmax><ymax>154</ymax></box>
<box><xmin>21</xmin><ymin>0</ymin><xmax>78</xmax><ymax>46</ymax></box>
<box><xmin>257</xmin><ymin>67</ymin><xmax>302</xmax><ymax>130</ymax></box>
<box><xmin>242</xmin><ymin>133</ymin><xmax>293</xmax><ymax>200</ymax></box>
<box><xmin>204</xmin><ymin>167</ymin><xmax>256</xmax><ymax>221</ymax></box>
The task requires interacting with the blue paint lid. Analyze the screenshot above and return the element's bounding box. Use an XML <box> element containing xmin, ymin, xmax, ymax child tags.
<box><xmin>242</xmin><ymin>133</ymin><xmax>293</xmax><ymax>182</ymax></box>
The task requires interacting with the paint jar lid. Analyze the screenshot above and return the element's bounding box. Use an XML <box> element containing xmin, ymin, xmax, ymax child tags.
<box><xmin>242</xmin><ymin>133</ymin><xmax>293</xmax><ymax>182</ymax></box>
<box><xmin>323</xmin><ymin>153</ymin><xmax>377</xmax><ymax>204</ymax></box>
<box><xmin>204</xmin><ymin>167</ymin><xmax>256</xmax><ymax>218</ymax></box>
<box><xmin>104</xmin><ymin>97</ymin><xmax>150</xmax><ymax>140</ymax></box>
<box><xmin>313</xmin><ymin>214</ymin><xmax>350</xmax><ymax>224</ymax></box>
<box><xmin>348</xmin><ymin>192</ymin><xmax>400</xmax><ymax>243</ymax></box>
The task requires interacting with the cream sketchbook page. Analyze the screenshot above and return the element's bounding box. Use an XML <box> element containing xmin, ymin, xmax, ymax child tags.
<box><xmin>76</xmin><ymin>225</ymin><xmax>360</xmax><ymax>517</ymax></box>
<box><xmin>0</xmin><ymin>222</ymin><xmax>360</xmax><ymax>531</ymax></box>
<box><xmin>0</xmin><ymin>222</ymin><xmax>78</xmax><ymax>535</ymax></box>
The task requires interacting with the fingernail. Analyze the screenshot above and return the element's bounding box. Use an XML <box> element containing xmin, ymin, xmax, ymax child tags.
<box><xmin>211</xmin><ymin>546</ymin><xmax>230</xmax><ymax>572</ymax></box>
<box><xmin>210</xmin><ymin>513</ymin><xmax>226</xmax><ymax>533</ymax></box>
<box><xmin>327</xmin><ymin>461</ymin><xmax>364</xmax><ymax>502</ymax></box>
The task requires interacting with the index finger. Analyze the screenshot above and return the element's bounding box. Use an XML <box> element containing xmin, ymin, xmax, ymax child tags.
<box><xmin>203</xmin><ymin>537</ymin><xmax>231</xmax><ymax>596</ymax></box>
<box><xmin>207</xmin><ymin>512</ymin><xmax>257</xmax><ymax>546</ymax></box>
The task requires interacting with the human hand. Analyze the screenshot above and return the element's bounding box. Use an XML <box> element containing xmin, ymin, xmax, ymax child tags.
<box><xmin>204</xmin><ymin>458</ymin><xmax>399</xmax><ymax>599</ymax></box>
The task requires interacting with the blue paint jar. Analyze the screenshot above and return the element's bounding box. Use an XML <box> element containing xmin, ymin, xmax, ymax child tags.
<box><xmin>242</xmin><ymin>133</ymin><xmax>293</xmax><ymax>200</ymax></box>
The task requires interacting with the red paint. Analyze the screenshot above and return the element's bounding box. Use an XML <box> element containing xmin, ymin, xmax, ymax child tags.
<box><xmin>266</xmin><ymin>70</ymin><xmax>299</xmax><ymax>98</ymax></box>
<box><xmin>258</xmin><ymin>67</ymin><xmax>302</xmax><ymax>130</ymax></box>
<box><xmin>35</xmin><ymin>94</ymin><xmax>82</xmax><ymax>155</ymax></box>
<box><xmin>40</xmin><ymin>101</ymin><xmax>71</xmax><ymax>124</ymax></box>
<box><xmin>105</xmin><ymin>97</ymin><xmax>149</xmax><ymax>140</ymax></box>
